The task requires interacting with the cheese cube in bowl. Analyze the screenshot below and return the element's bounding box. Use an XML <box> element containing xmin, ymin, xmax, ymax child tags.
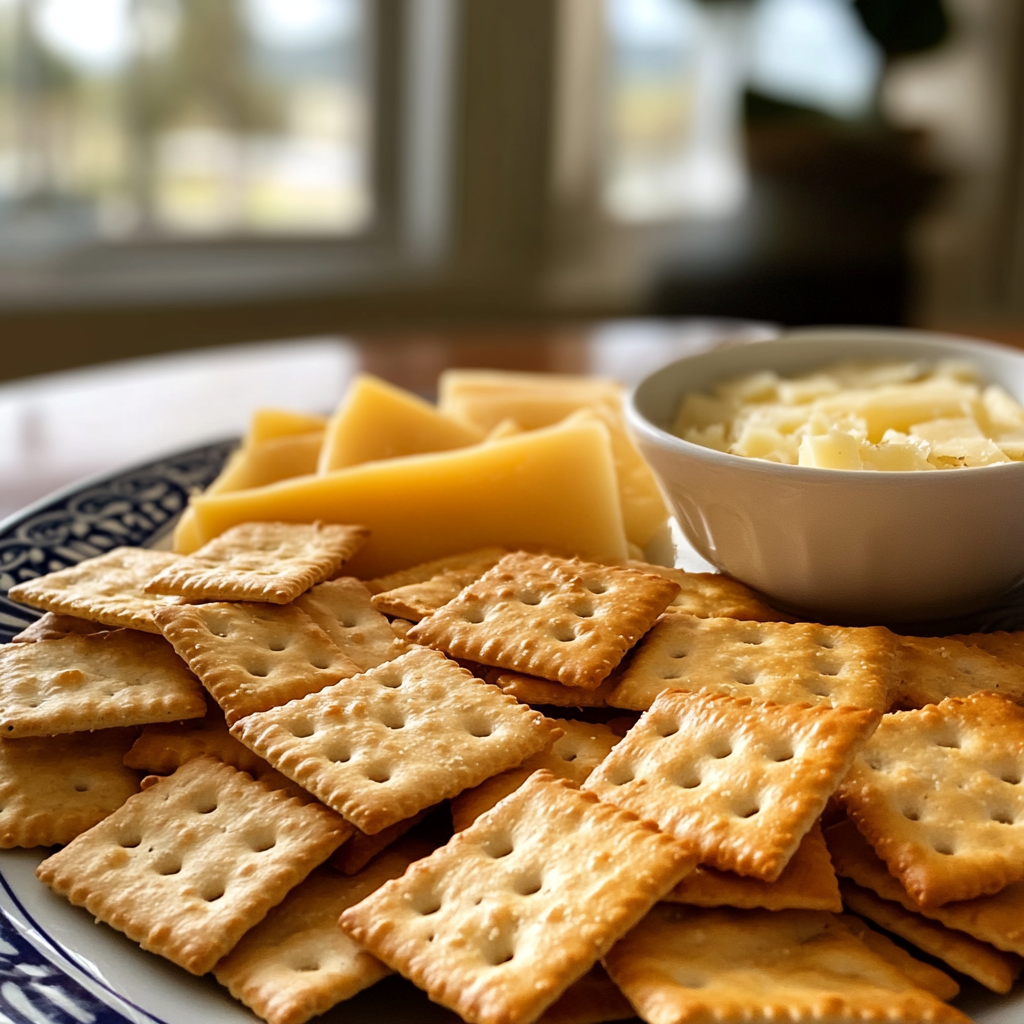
<box><xmin>626</xmin><ymin>328</ymin><xmax>1024</xmax><ymax>622</ymax></box>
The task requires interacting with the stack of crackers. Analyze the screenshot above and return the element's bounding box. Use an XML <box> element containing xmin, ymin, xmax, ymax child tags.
<box><xmin>3</xmin><ymin>520</ymin><xmax>1024</xmax><ymax>1024</ymax></box>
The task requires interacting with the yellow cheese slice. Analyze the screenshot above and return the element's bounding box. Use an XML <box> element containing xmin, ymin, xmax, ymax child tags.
<box><xmin>183</xmin><ymin>418</ymin><xmax>629</xmax><ymax>577</ymax></box>
<box><xmin>246</xmin><ymin>407</ymin><xmax>328</xmax><ymax>445</ymax></box>
<box><xmin>172</xmin><ymin>431</ymin><xmax>325</xmax><ymax>551</ymax></box>
<box><xmin>438</xmin><ymin>369</ymin><xmax>623</xmax><ymax>425</ymax></box>
<box><xmin>434</xmin><ymin>373</ymin><xmax>669</xmax><ymax>549</ymax></box>
<box><xmin>318</xmin><ymin>374</ymin><xmax>484</xmax><ymax>472</ymax></box>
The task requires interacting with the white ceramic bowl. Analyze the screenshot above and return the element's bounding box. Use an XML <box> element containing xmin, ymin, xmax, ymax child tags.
<box><xmin>626</xmin><ymin>327</ymin><xmax>1024</xmax><ymax>623</ymax></box>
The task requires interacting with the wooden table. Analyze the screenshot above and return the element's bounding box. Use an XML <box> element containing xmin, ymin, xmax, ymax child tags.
<box><xmin>0</xmin><ymin>319</ymin><xmax>779</xmax><ymax>522</ymax></box>
<box><xmin>3</xmin><ymin>318</ymin><xmax>1021</xmax><ymax>523</ymax></box>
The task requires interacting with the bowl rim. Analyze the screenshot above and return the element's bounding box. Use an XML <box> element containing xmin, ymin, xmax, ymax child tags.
<box><xmin>626</xmin><ymin>327</ymin><xmax>1024</xmax><ymax>483</ymax></box>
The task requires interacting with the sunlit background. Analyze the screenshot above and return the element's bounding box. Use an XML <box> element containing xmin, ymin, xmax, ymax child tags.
<box><xmin>0</xmin><ymin>0</ymin><xmax>1020</xmax><ymax>380</ymax></box>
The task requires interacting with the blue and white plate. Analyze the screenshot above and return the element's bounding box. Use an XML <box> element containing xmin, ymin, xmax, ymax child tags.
<box><xmin>0</xmin><ymin>442</ymin><xmax>1021</xmax><ymax>1023</ymax></box>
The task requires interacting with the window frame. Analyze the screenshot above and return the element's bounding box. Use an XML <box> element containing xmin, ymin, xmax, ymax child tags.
<box><xmin>0</xmin><ymin>0</ymin><xmax>461</xmax><ymax>311</ymax></box>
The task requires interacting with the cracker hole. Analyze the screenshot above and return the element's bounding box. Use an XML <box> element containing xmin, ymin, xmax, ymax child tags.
<box><xmin>289</xmin><ymin>721</ymin><xmax>315</xmax><ymax>738</ymax></box>
<box><xmin>741</xmin><ymin>637</ymin><xmax>764</xmax><ymax>646</ymax></box>
<box><xmin>156</xmin><ymin>861</ymin><xmax>182</xmax><ymax>876</ymax></box>
<box><xmin>463</xmin><ymin>608</ymin><xmax>486</xmax><ymax>625</ymax></box>
<box><xmin>553</xmin><ymin>625</ymin><xmax>577</xmax><ymax>643</ymax></box>
<box><xmin>711</xmin><ymin>744</ymin><xmax>732</xmax><ymax>760</ymax></box>
<box><xmin>816</xmin><ymin>638</ymin><xmax>836</xmax><ymax>649</ymax></box>
<box><xmin>584</xmin><ymin>580</ymin><xmax>608</xmax><ymax>595</ymax></box>
<box><xmin>486</xmin><ymin>948</ymin><xmax>515</xmax><ymax>966</ymax></box>
<box><xmin>202</xmin><ymin>887</ymin><xmax>226</xmax><ymax>902</ymax></box>
<box><xmin>736</xmin><ymin>803</ymin><xmax>760</xmax><ymax>819</ymax></box>
<box><xmin>466</xmin><ymin>720</ymin><xmax>493</xmax><ymax>738</ymax></box>
<box><xmin>415</xmin><ymin>896</ymin><xmax>442</xmax><ymax>916</ymax></box>
<box><xmin>936</xmin><ymin>736</ymin><xmax>961</xmax><ymax>749</ymax></box>
<box><xmin>379</xmin><ymin>676</ymin><xmax>403</xmax><ymax>689</ymax></box>
<box><xmin>268</xmin><ymin>641</ymin><xmax>288</xmax><ymax>652</ymax></box>
<box><xmin>309</xmin><ymin>658</ymin><xmax>332</xmax><ymax>671</ymax></box>
<box><xmin>293</xmin><ymin>962</ymin><xmax>320</xmax><ymax>973</ymax></box>
<box><xmin>819</xmin><ymin>664</ymin><xmax>842</xmax><ymax>677</ymax></box>
<box><xmin>670</xmin><ymin>650</ymin><xmax>689</xmax><ymax>660</ymax></box>
<box><xmin>656</xmin><ymin>721</ymin><xmax>679</xmax><ymax>738</ymax></box>
<box><xmin>1001</xmin><ymin>772</ymin><xmax>1022</xmax><ymax>785</ymax></box>
<box><xmin>902</xmin><ymin>807</ymin><xmax>920</xmax><ymax>821</ymax></box>
<box><xmin>196</xmin><ymin>800</ymin><xmax>218</xmax><ymax>814</ymax></box>
<box><xmin>732</xmin><ymin>671</ymin><xmax>758</xmax><ymax>686</ymax></box>
<box><xmin>513</xmin><ymin>873</ymin><xmax>543</xmax><ymax>896</ymax></box>
<box><xmin>72</xmin><ymin>782</ymin><xmax>90</xmax><ymax>793</ymax></box>
<box><xmin>252</xmin><ymin>837</ymin><xmax>277</xmax><ymax>853</ymax></box>
<box><xmin>607</xmin><ymin>765</ymin><xmax>635</xmax><ymax>786</ymax></box>
<box><xmin>769</xmin><ymin>748</ymin><xmax>793</xmax><ymax>763</ymax></box>
<box><xmin>991</xmin><ymin>810</ymin><xmax>1015</xmax><ymax>825</ymax></box>
<box><xmin>661</xmin><ymin>671</ymin><xmax>682</xmax><ymax>681</ymax></box>
<box><xmin>379</xmin><ymin>711</ymin><xmax>405</xmax><ymax>730</ymax></box>
<box><xmin>573</xmin><ymin>603</ymin><xmax>595</xmax><ymax>618</ymax></box>
<box><xmin>119</xmin><ymin>835</ymin><xmax>142</xmax><ymax>849</ymax></box>
<box><xmin>866</xmin><ymin>758</ymin><xmax>885</xmax><ymax>771</ymax></box>
<box><xmin>247</xmin><ymin>667</ymin><xmax>269</xmax><ymax>678</ymax></box>
<box><xmin>483</xmin><ymin>836</ymin><xmax>514</xmax><ymax>859</ymax></box>
<box><xmin>808</xmin><ymin>684</ymin><xmax>832</xmax><ymax>698</ymax></box>
<box><xmin>562</xmin><ymin>752</ymin><xmax>578</xmax><ymax>762</ymax></box>
<box><xmin>367</xmin><ymin>769</ymin><xmax>391</xmax><ymax>784</ymax></box>
<box><xmin>519</xmin><ymin>591</ymin><xmax>542</xmax><ymax>606</ymax></box>
<box><xmin>674</xmin><ymin>770</ymin><xmax>702</xmax><ymax>790</ymax></box>
<box><xmin>932</xmin><ymin>840</ymin><xmax>955</xmax><ymax>856</ymax></box>
<box><xmin>327</xmin><ymin>747</ymin><xmax>351</xmax><ymax>764</ymax></box>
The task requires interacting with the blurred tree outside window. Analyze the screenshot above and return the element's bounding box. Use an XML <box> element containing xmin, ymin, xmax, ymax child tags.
<box><xmin>602</xmin><ymin>0</ymin><xmax>885</xmax><ymax>222</ymax></box>
<box><xmin>0</xmin><ymin>0</ymin><xmax>372</xmax><ymax>264</ymax></box>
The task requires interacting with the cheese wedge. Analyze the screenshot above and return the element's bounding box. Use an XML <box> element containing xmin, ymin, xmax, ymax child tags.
<box><xmin>246</xmin><ymin>407</ymin><xmax>328</xmax><ymax>445</ymax></box>
<box><xmin>439</xmin><ymin>370</ymin><xmax>668</xmax><ymax>549</ymax></box>
<box><xmin>318</xmin><ymin>374</ymin><xmax>484</xmax><ymax>472</ymax></box>
<box><xmin>172</xmin><ymin>431</ymin><xmax>325</xmax><ymax>551</ymax></box>
<box><xmin>183</xmin><ymin>418</ymin><xmax>629</xmax><ymax>577</ymax></box>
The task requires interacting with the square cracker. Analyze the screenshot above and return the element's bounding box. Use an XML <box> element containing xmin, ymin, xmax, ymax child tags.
<box><xmin>583</xmin><ymin>689</ymin><xmax>879</xmax><ymax>881</ymax></box>
<box><xmin>836</xmin><ymin>691</ymin><xmax>1024</xmax><ymax>906</ymax></box>
<box><xmin>407</xmin><ymin>552</ymin><xmax>680</xmax><ymax>690</ymax></box>
<box><xmin>231</xmin><ymin>646</ymin><xmax>557</xmax><ymax>834</ymax></box>
<box><xmin>536</xmin><ymin>966</ymin><xmax>635</xmax><ymax>1024</ymax></box>
<box><xmin>839</xmin><ymin>913</ymin><xmax>960</xmax><ymax>1002</ymax></box>
<box><xmin>451</xmin><ymin>718</ymin><xmax>621</xmax><ymax>831</ymax></box>
<box><xmin>124</xmin><ymin>700</ymin><xmax>271</xmax><ymax>777</ymax></box>
<box><xmin>11</xmin><ymin>612</ymin><xmax>112</xmax><ymax>643</ymax></box>
<box><xmin>608</xmin><ymin>615</ymin><xmax>896</xmax><ymax>712</ymax></box>
<box><xmin>491</xmin><ymin>670</ymin><xmax>618</xmax><ymax>709</ymax></box>
<box><xmin>155</xmin><ymin>601</ymin><xmax>361</xmax><ymax>725</ymax></box>
<box><xmin>0</xmin><ymin>728</ymin><xmax>141</xmax><ymax>848</ymax></box>
<box><xmin>145</xmin><ymin>521</ymin><xmax>369</xmax><ymax>604</ymax></box>
<box><xmin>0</xmin><ymin>630</ymin><xmax>207</xmax><ymax>737</ymax></box>
<box><xmin>950</xmin><ymin>629</ymin><xmax>1024</xmax><ymax>670</ymax></box>
<box><xmin>293</xmin><ymin>577</ymin><xmax>408</xmax><ymax>671</ymax></box>
<box><xmin>839</xmin><ymin>880</ymin><xmax>1022</xmax><ymax>994</ymax></box>
<box><xmin>8</xmin><ymin>548</ymin><xmax>183</xmax><ymax>633</ymax></box>
<box><xmin>331</xmin><ymin>811</ymin><xmax>428</xmax><ymax>875</ymax></box>
<box><xmin>35</xmin><ymin>756</ymin><xmax>350</xmax><ymax>975</ymax></box>
<box><xmin>213</xmin><ymin>842</ymin><xmax>429</xmax><ymax>1024</ymax></box>
<box><xmin>664</xmin><ymin>821</ymin><xmax>841</xmax><ymax>912</ymax></box>
<box><xmin>603</xmin><ymin>904</ymin><xmax>970</xmax><ymax>1024</ymax></box>
<box><xmin>363</xmin><ymin>546</ymin><xmax>509</xmax><ymax>595</ymax></box>
<box><xmin>891</xmin><ymin>634</ymin><xmax>1024</xmax><ymax>709</ymax></box>
<box><xmin>122</xmin><ymin>701</ymin><xmax>315</xmax><ymax>803</ymax></box>
<box><xmin>626</xmin><ymin>562</ymin><xmax>790</xmax><ymax>621</ymax></box>
<box><xmin>338</xmin><ymin>770</ymin><xmax>697</xmax><ymax>1024</ymax></box>
<box><xmin>825</xmin><ymin>817</ymin><xmax>1024</xmax><ymax>956</ymax></box>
